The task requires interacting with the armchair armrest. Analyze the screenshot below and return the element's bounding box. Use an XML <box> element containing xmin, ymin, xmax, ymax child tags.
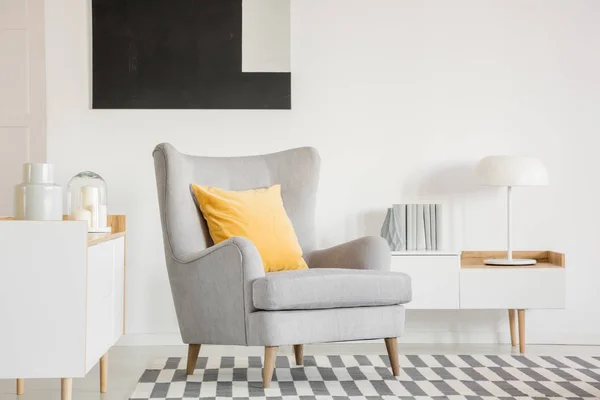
<box><xmin>166</xmin><ymin>236</ymin><xmax>265</xmax><ymax>345</ymax></box>
<box><xmin>174</xmin><ymin>236</ymin><xmax>260</xmax><ymax>266</ymax></box>
<box><xmin>306</xmin><ymin>236</ymin><xmax>391</xmax><ymax>271</ymax></box>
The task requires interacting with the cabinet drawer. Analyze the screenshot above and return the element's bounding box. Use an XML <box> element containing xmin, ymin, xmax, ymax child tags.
<box><xmin>85</xmin><ymin>237</ymin><xmax>125</xmax><ymax>372</ymax></box>
<box><xmin>391</xmin><ymin>255</ymin><xmax>459</xmax><ymax>309</ymax></box>
<box><xmin>113</xmin><ymin>237</ymin><xmax>125</xmax><ymax>340</ymax></box>
<box><xmin>460</xmin><ymin>268</ymin><xmax>565</xmax><ymax>309</ymax></box>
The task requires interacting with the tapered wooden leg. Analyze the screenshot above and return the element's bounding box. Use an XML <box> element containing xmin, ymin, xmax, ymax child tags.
<box><xmin>61</xmin><ymin>378</ymin><xmax>72</xmax><ymax>400</ymax></box>
<box><xmin>16</xmin><ymin>379</ymin><xmax>24</xmax><ymax>395</ymax></box>
<box><xmin>100</xmin><ymin>352</ymin><xmax>108</xmax><ymax>393</ymax></box>
<box><xmin>293</xmin><ymin>344</ymin><xmax>304</xmax><ymax>366</ymax></box>
<box><xmin>508</xmin><ymin>309</ymin><xmax>517</xmax><ymax>347</ymax></box>
<box><xmin>518</xmin><ymin>309</ymin><xmax>526</xmax><ymax>353</ymax></box>
<box><xmin>187</xmin><ymin>344</ymin><xmax>201</xmax><ymax>375</ymax></box>
<box><xmin>384</xmin><ymin>338</ymin><xmax>400</xmax><ymax>376</ymax></box>
<box><xmin>263</xmin><ymin>346</ymin><xmax>278</xmax><ymax>388</ymax></box>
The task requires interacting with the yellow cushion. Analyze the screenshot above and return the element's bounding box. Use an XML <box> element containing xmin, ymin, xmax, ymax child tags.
<box><xmin>191</xmin><ymin>184</ymin><xmax>308</xmax><ymax>273</ymax></box>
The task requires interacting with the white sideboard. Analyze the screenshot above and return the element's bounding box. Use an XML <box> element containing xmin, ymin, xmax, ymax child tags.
<box><xmin>0</xmin><ymin>215</ymin><xmax>126</xmax><ymax>399</ymax></box>
<box><xmin>391</xmin><ymin>250</ymin><xmax>566</xmax><ymax>352</ymax></box>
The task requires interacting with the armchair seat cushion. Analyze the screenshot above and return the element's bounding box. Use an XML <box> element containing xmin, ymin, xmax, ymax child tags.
<box><xmin>252</xmin><ymin>268</ymin><xmax>411</xmax><ymax>311</ymax></box>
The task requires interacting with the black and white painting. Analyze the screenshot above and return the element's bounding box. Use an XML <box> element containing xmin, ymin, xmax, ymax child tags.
<box><xmin>92</xmin><ymin>0</ymin><xmax>291</xmax><ymax>109</ymax></box>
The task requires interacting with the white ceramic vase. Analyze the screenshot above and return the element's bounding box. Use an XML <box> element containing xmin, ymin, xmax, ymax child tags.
<box><xmin>14</xmin><ymin>163</ymin><xmax>63</xmax><ymax>221</ymax></box>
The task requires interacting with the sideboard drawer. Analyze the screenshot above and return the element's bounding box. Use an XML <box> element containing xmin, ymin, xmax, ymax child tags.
<box><xmin>85</xmin><ymin>237</ymin><xmax>125</xmax><ymax>372</ymax></box>
<box><xmin>460</xmin><ymin>268</ymin><xmax>566</xmax><ymax>309</ymax></box>
<box><xmin>113</xmin><ymin>238</ymin><xmax>125</xmax><ymax>340</ymax></box>
<box><xmin>391</xmin><ymin>255</ymin><xmax>460</xmax><ymax>309</ymax></box>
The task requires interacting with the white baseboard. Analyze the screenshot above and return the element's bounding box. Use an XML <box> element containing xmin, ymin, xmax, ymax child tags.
<box><xmin>117</xmin><ymin>333</ymin><xmax>184</xmax><ymax>346</ymax></box>
<box><xmin>399</xmin><ymin>330</ymin><xmax>600</xmax><ymax>346</ymax></box>
<box><xmin>117</xmin><ymin>331</ymin><xmax>600</xmax><ymax>347</ymax></box>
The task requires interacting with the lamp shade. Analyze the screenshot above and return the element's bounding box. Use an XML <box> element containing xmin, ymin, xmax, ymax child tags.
<box><xmin>475</xmin><ymin>156</ymin><xmax>549</xmax><ymax>187</ymax></box>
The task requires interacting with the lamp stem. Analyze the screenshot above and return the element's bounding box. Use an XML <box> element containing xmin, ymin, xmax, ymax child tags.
<box><xmin>507</xmin><ymin>186</ymin><xmax>512</xmax><ymax>261</ymax></box>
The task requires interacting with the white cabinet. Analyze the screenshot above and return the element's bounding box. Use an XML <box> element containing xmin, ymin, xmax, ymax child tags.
<box><xmin>390</xmin><ymin>252</ymin><xmax>460</xmax><ymax>309</ymax></box>
<box><xmin>0</xmin><ymin>216</ymin><xmax>126</xmax><ymax>399</ymax></box>
<box><xmin>392</xmin><ymin>250</ymin><xmax>565</xmax><ymax>353</ymax></box>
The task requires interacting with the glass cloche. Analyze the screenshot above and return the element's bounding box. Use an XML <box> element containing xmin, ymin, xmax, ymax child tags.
<box><xmin>66</xmin><ymin>171</ymin><xmax>110</xmax><ymax>232</ymax></box>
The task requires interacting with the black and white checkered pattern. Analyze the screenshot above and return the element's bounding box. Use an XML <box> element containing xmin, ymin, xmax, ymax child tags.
<box><xmin>130</xmin><ymin>354</ymin><xmax>600</xmax><ymax>399</ymax></box>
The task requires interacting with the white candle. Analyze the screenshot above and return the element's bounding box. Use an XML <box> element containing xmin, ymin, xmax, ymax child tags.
<box><xmin>81</xmin><ymin>186</ymin><xmax>99</xmax><ymax>229</ymax></box>
<box><xmin>81</xmin><ymin>186</ymin><xmax>98</xmax><ymax>208</ymax></box>
<box><xmin>71</xmin><ymin>208</ymin><xmax>92</xmax><ymax>229</ymax></box>
<box><xmin>98</xmin><ymin>204</ymin><xmax>107</xmax><ymax>228</ymax></box>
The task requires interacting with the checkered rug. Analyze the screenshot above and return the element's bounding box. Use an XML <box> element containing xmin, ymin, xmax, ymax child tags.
<box><xmin>129</xmin><ymin>354</ymin><xmax>600</xmax><ymax>399</ymax></box>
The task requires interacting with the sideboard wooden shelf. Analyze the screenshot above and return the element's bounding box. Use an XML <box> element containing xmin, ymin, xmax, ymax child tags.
<box><xmin>88</xmin><ymin>231</ymin><xmax>126</xmax><ymax>246</ymax></box>
<box><xmin>0</xmin><ymin>215</ymin><xmax>126</xmax><ymax>400</ymax></box>
<box><xmin>461</xmin><ymin>250</ymin><xmax>565</xmax><ymax>269</ymax></box>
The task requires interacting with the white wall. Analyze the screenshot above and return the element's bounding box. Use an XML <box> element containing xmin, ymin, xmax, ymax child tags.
<box><xmin>45</xmin><ymin>0</ymin><xmax>600</xmax><ymax>345</ymax></box>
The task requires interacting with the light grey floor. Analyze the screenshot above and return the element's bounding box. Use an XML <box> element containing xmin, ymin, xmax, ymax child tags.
<box><xmin>2</xmin><ymin>343</ymin><xmax>600</xmax><ymax>399</ymax></box>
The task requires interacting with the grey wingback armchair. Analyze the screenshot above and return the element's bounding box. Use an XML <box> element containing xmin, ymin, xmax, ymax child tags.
<box><xmin>153</xmin><ymin>143</ymin><xmax>411</xmax><ymax>388</ymax></box>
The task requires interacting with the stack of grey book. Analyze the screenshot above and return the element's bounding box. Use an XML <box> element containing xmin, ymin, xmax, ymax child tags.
<box><xmin>381</xmin><ymin>204</ymin><xmax>442</xmax><ymax>251</ymax></box>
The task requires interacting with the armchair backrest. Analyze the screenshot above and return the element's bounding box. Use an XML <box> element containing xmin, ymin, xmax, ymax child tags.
<box><xmin>153</xmin><ymin>143</ymin><xmax>320</xmax><ymax>262</ymax></box>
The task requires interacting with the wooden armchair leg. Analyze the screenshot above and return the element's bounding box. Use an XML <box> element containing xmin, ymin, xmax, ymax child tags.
<box><xmin>384</xmin><ymin>337</ymin><xmax>400</xmax><ymax>376</ymax></box>
<box><xmin>263</xmin><ymin>346</ymin><xmax>278</xmax><ymax>388</ymax></box>
<box><xmin>187</xmin><ymin>344</ymin><xmax>201</xmax><ymax>375</ymax></box>
<box><xmin>293</xmin><ymin>344</ymin><xmax>304</xmax><ymax>366</ymax></box>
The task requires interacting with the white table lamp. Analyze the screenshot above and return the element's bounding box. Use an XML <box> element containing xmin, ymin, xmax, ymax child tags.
<box><xmin>475</xmin><ymin>156</ymin><xmax>549</xmax><ymax>266</ymax></box>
